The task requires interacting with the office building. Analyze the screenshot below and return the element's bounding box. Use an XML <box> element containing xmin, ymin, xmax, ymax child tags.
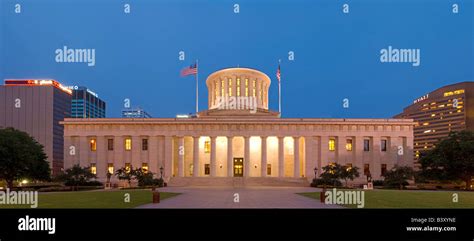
<box><xmin>0</xmin><ymin>79</ymin><xmax>72</xmax><ymax>175</ymax></box>
<box><xmin>69</xmin><ymin>86</ymin><xmax>106</xmax><ymax>118</ymax></box>
<box><xmin>395</xmin><ymin>81</ymin><xmax>474</xmax><ymax>166</ymax></box>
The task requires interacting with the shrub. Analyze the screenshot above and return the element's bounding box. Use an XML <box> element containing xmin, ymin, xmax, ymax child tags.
<box><xmin>372</xmin><ymin>180</ymin><xmax>384</xmax><ymax>186</ymax></box>
<box><xmin>310</xmin><ymin>178</ymin><xmax>342</xmax><ymax>188</ymax></box>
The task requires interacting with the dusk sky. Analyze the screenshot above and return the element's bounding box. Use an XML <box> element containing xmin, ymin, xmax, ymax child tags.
<box><xmin>1</xmin><ymin>0</ymin><xmax>473</xmax><ymax>118</ymax></box>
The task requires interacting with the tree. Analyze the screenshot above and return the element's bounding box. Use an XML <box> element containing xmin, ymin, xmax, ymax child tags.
<box><xmin>383</xmin><ymin>165</ymin><xmax>414</xmax><ymax>190</ymax></box>
<box><xmin>340</xmin><ymin>165</ymin><xmax>360</xmax><ymax>187</ymax></box>
<box><xmin>319</xmin><ymin>163</ymin><xmax>360</xmax><ymax>188</ymax></box>
<box><xmin>419</xmin><ymin>131</ymin><xmax>474</xmax><ymax>190</ymax></box>
<box><xmin>0</xmin><ymin>128</ymin><xmax>51</xmax><ymax>189</ymax></box>
<box><xmin>115</xmin><ymin>166</ymin><xmax>135</xmax><ymax>186</ymax></box>
<box><xmin>56</xmin><ymin>164</ymin><xmax>97</xmax><ymax>190</ymax></box>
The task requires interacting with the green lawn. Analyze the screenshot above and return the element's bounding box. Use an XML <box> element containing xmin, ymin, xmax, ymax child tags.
<box><xmin>0</xmin><ymin>189</ymin><xmax>180</xmax><ymax>208</ymax></box>
<box><xmin>299</xmin><ymin>189</ymin><xmax>474</xmax><ymax>208</ymax></box>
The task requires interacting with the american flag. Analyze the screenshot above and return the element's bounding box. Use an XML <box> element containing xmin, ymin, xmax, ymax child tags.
<box><xmin>276</xmin><ymin>63</ymin><xmax>281</xmax><ymax>83</ymax></box>
<box><xmin>180</xmin><ymin>63</ymin><xmax>198</xmax><ymax>77</ymax></box>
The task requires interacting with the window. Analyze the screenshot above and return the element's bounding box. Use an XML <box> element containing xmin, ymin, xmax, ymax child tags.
<box><xmin>364</xmin><ymin>164</ymin><xmax>370</xmax><ymax>176</ymax></box>
<box><xmin>228</xmin><ymin>78</ymin><xmax>232</xmax><ymax>96</ymax></box>
<box><xmin>267</xmin><ymin>164</ymin><xmax>272</xmax><ymax>175</ymax></box>
<box><xmin>346</xmin><ymin>139</ymin><xmax>352</xmax><ymax>151</ymax></box>
<box><xmin>142</xmin><ymin>163</ymin><xmax>149</xmax><ymax>173</ymax></box>
<box><xmin>237</xmin><ymin>78</ymin><xmax>240</xmax><ymax>96</ymax></box>
<box><xmin>363</xmin><ymin>139</ymin><xmax>370</xmax><ymax>151</ymax></box>
<box><xmin>215</xmin><ymin>80</ymin><xmax>218</xmax><ymax>97</ymax></box>
<box><xmin>381</xmin><ymin>140</ymin><xmax>387</xmax><ymax>152</ymax></box>
<box><xmin>90</xmin><ymin>139</ymin><xmax>97</xmax><ymax>151</ymax></box>
<box><xmin>204</xmin><ymin>164</ymin><xmax>210</xmax><ymax>175</ymax></box>
<box><xmin>381</xmin><ymin>164</ymin><xmax>387</xmax><ymax>176</ymax></box>
<box><xmin>142</xmin><ymin>139</ymin><xmax>148</xmax><ymax>151</ymax></box>
<box><xmin>107</xmin><ymin>139</ymin><xmax>114</xmax><ymax>151</ymax></box>
<box><xmin>90</xmin><ymin>163</ymin><xmax>97</xmax><ymax>174</ymax></box>
<box><xmin>125</xmin><ymin>138</ymin><xmax>132</xmax><ymax>151</ymax></box>
<box><xmin>125</xmin><ymin>163</ymin><xmax>131</xmax><ymax>173</ymax></box>
<box><xmin>328</xmin><ymin>139</ymin><xmax>336</xmax><ymax>151</ymax></box>
<box><xmin>107</xmin><ymin>163</ymin><xmax>114</xmax><ymax>175</ymax></box>
<box><xmin>221</xmin><ymin>80</ymin><xmax>225</xmax><ymax>97</ymax></box>
<box><xmin>204</xmin><ymin>140</ymin><xmax>210</xmax><ymax>153</ymax></box>
<box><xmin>252</xmin><ymin>80</ymin><xmax>256</xmax><ymax>97</ymax></box>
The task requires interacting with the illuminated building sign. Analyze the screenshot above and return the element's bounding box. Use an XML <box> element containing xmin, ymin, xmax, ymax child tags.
<box><xmin>413</xmin><ymin>94</ymin><xmax>429</xmax><ymax>104</ymax></box>
<box><xmin>4</xmin><ymin>79</ymin><xmax>72</xmax><ymax>95</ymax></box>
<box><xmin>66</xmin><ymin>86</ymin><xmax>99</xmax><ymax>98</ymax></box>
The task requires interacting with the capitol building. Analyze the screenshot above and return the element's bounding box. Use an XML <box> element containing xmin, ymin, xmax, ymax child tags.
<box><xmin>62</xmin><ymin>67</ymin><xmax>414</xmax><ymax>186</ymax></box>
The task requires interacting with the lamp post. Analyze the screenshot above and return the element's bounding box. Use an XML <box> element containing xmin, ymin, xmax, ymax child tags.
<box><xmin>314</xmin><ymin>167</ymin><xmax>318</xmax><ymax>179</ymax></box>
<box><xmin>160</xmin><ymin>166</ymin><xmax>164</xmax><ymax>180</ymax></box>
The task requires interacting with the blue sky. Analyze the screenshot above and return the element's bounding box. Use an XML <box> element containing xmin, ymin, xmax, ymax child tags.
<box><xmin>1</xmin><ymin>0</ymin><xmax>473</xmax><ymax>118</ymax></box>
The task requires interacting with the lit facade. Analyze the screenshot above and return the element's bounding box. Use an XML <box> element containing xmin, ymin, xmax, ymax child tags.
<box><xmin>395</xmin><ymin>81</ymin><xmax>474</xmax><ymax>166</ymax></box>
<box><xmin>62</xmin><ymin>68</ymin><xmax>414</xmax><ymax>185</ymax></box>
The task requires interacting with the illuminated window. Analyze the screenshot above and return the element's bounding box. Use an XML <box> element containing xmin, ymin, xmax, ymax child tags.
<box><xmin>237</xmin><ymin>78</ymin><xmax>240</xmax><ymax>96</ymax></box>
<box><xmin>142</xmin><ymin>163</ymin><xmax>148</xmax><ymax>173</ymax></box>
<box><xmin>142</xmin><ymin>139</ymin><xmax>148</xmax><ymax>151</ymax></box>
<box><xmin>245</xmin><ymin>78</ymin><xmax>249</xmax><ymax>96</ymax></box>
<box><xmin>431</xmin><ymin>113</ymin><xmax>436</xmax><ymax>117</ymax></box>
<box><xmin>228</xmin><ymin>78</ymin><xmax>232</xmax><ymax>96</ymax></box>
<box><xmin>422</xmin><ymin>122</ymin><xmax>429</xmax><ymax>126</ymax></box>
<box><xmin>252</xmin><ymin>80</ymin><xmax>256</xmax><ymax>97</ymax></box>
<box><xmin>107</xmin><ymin>139</ymin><xmax>114</xmax><ymax>151</ymax></box>
<box><xmin>221</xmin><ymin>80</ymin><xmax>225</xmax><ymax>96</ymax></box>
<box><xmin>346</xmin><ymin>139</ymin><xmax>352</xmax><ymax>151</ymax></box>
<box><xmin>381</xmin><ymin>140</ymin><xmax>387</xmax><ymax>152</ymax></box>
<box><xmin>90</xmin><ymin>163</ymin><xmax>97</xmax><ymax>174</ymax></box>
<box><xmin>108</xmin><ymin>163</ymin><xmax>114</xmax><ymax>175</ymax></box>
<box><xmin>364</xmin><ymin>164</ymin><xmax>370</xmax><ymax>176</ymax></box>
<box><xmin>125</xmin><ymin>163</ymin><xmax>131</xmax><ymax>173</ymax></box>
<box><xmin>381</xmin><ymin>164</ymin><xmax>387</xmax><ymax>176</ymax></box>
<box><xmin>328</xmin><ymin>139</ymin><xmax>336</xmax><ymax>151</ymax></box>
<box><xmin>364</xmin><ymin>139</ymin><xmax>370</xmax><ymax>151</ymax></box>
<box><xmin>204</xmin><ymin>141</ymin><xmax>210</xmax><ymax>153</ymax></box>
<box><xmin>90</xmin><ymin>139</ymin><xmax>97</xmax><ymax>151</ymax></box>
<box><xmin>125</xmin><ymin>138</ymin><xmax>132</xmax><ymax>150</ymax></box>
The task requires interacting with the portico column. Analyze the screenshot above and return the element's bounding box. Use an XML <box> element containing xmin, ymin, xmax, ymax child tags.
<box><xmin>244</xmin><ymin>136</ymin><xmax>250</xmax><ymax>177</ymax></box>
<box><xmin>278</xmin><ymin>136</ymin><xmax>285</xmax><ymax>177</ymax></box>
<box><xmin>192</xmin><ymin>136</ymin><xmax>199</xmax><ymax>177</ymax></box>
<box><xmin>164</xmin><ymin>136</ymin><xmax>173</xmax><ymax>179</ymax></box>
<box><xmin>294</xmin><ymin>136</ymin><xmax>300</xmax><ymax>178</ymax></box>
<box><xmin>261</xmin><ymin>136</ymin><xmax>268</xmax><ymax>177</ymax></box>
<box><xmin>177</xmin><ymin>136</ymin><xmax>184</xmax><ymax>177</ymax></box>
<box><xmin>227</xmin><ymin>136</ymin><xmax>233</xmax><ymax>177</ymax></box>
<box><xmin>210</xmin><ymin>136</ymin><xmax>217</xmax><ymax>177</ymax></box>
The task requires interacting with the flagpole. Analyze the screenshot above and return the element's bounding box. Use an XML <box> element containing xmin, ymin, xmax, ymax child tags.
<box><xmin>278</xmin><ymin>59</ymin><xmax>281</xmax><ymax>117</ymax></box>
<box><xmin>196</xmin><ymin>59</ymin><xmax>199</xmax><ymax>114</ymax></box>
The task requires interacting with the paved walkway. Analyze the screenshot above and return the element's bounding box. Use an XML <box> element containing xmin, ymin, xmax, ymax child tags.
<box><xmin>138</xmin><ymin>186</ymin><xmax>342</xmax><ymax>208</ymax></box>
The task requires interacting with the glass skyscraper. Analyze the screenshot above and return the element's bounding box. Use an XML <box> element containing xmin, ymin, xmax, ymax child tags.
<box><xmin>70</xmin><ymin>86</ymin><xmax>106</xmax><ymax>118</ymax></box>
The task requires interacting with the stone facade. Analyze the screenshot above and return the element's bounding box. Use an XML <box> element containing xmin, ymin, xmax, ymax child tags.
<box><xmin>61</xmin><ymin>68</ymin><xmax>414</xmax><ymax>185</ymax></box>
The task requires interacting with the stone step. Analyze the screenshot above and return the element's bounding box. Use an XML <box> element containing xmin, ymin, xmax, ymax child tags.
<box><xmin>167</xmin><ymin>177</ymin><xmax>310</xmax><ymax>187</ymax></box>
